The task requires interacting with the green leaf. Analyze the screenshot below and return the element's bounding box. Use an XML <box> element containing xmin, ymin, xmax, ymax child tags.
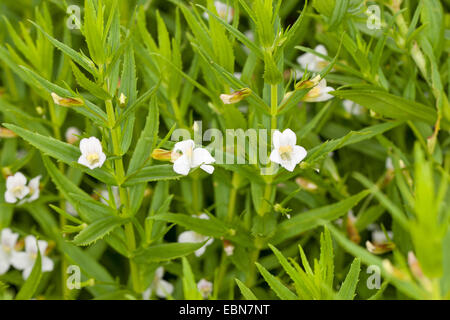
<box><xmin>271</xmin><ymin>190</ymin><xmax>370</xmax><ymax>244</ymax></box>
<box><xmin>255</xmin><ymin>262</ymin><xmax>298</xmax><ymax>300</ymax></box>
<box><xmin>133</xmin><ymin>242</ymin><xmax>206</xmax><ymax>263</ymax></box>
<box><xmin>29</xmin><ymin>20</ymin><xmax>97</xmax><ymax>75</ymax></box>
<box><xmin>15</xmin><ymin>243</ymin><xmax>42</xmax><ymax>300</ymax></box>
<box><xmin>151</xmin><ymin>213</ymin><xmax>228</xmax><ymax>238</ymax></box>
<box><xmin>123</xmin><ymin>164</ymin><xmax>182</xmax><ymax>186</ymax></box>
<box><xmin>127</xmin><ymin>96</ymin><xmax>159</xmax><ymax>175</ymax></box>
<box><xmin>337</xmin><ymin>258</ymin><xmax>360</xmax><ymax>300</ymax></box>
<box><xmin>73</xmin><ymin>216</ymin><xmax>126</xmax><ymax>246</ymax></box>
<box><xmin>332</xmin><ymin>89</ymin><xmax>449</xmax><ymax>129</ymax></box>
<box><xmin>235</xmin><ymin>279</ymin><xmax>258</xmax><ymax>300</ymax></box>
<box><xmin>182</xmin><ymin>257</ymin><xmax>202</xmax><ymax>300</ymax></box>
<box><xmin>328</xmin><ymin>0</ymin><xmax>348</xmax><ymax>29</ymax></box>
<box><xmin>71</xmin><ymin>62</ymin><xmax>111</xmax><ymax>100</ymax></box>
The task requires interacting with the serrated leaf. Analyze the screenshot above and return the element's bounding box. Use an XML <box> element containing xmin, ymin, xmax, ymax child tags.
<box><xmin>73</xmin><ymin>216</ymin><xmax>126</xmax><ymax>246</ymax></box>
<box><xmin>133</xmin><ymin>242</ymin><xmax>206</xmax><ymax>263</ymax></box>
<box><xmin>337</xmin><ymin>258</ymin><xmax>360</xmax><ymax>300</ymax></box>
<box><xmin>255</xmin><ymin>263</ymin><xmax>298</xmax><ymax>300</ymax></box>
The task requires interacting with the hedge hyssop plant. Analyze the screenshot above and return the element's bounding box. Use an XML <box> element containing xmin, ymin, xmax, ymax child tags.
<box><xmin>0</xmin><ymin>0</ymin><xmax>449</xmax><ymax>300</ymax></box>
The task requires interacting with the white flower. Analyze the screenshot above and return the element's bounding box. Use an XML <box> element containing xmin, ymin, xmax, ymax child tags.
<box><xmin>197</xmin><ymin>279</ymin><xmax>213</xmax><ymax>298</ymax></box>
<box><xmin>143</xmin><ymin>267</ymin><xmax>174</xmax><ymax>299</ymax></box>
<box><xmin>385</xmin><ymin>157</ymin><xmax>394</xmax><ymax>170</ymax></box>
<box><xmin>297</xmin><ymin>44</ymin><xmax>328</xmax><ymax>73</ymax></box>
<box><xmin>303</xmin><ymin>78</ymin><xmax>335</xmax><ymax>102</ymax></box>
<box><xmin>270</xmin><ymin>129</ymin><xmax>307</xmax><ymax>172</ymax></box>
<box><xmin>372</xmin><ymin>230</ymin><xmax>393</xmax><ymax>245</ymax></box>
<box><xmin>65</xmin><ymin>202</ymin><xmax>78</xmax><ymax>216</ymax></box>
<box><xmin>27</xmin><ymin>175</ymin><xmax>41</xmax><ymax>202</ymax></box>
<box><xmin>11</xmin><ymin>235</ymin><xmax>54</xmax><ymax>280</ymax></box>
<box><xmin>342</xmin><ymin>100</ymin><xmax>364</xmax><ymax>116</ymax></box>
<box><xmin>0</xmin><ymin>228</ymin><xmax>19</xmax><ymax>275</ymax></box>
<box><xmin>4</xmin><ymin>172</ymin><xmax>29</xmax><ymax>204</ymax></box>
<box><xmin>65</xmin><ymin>127</ymin><xmax>81</xmax><ymax>144</ymax></box>
<box><xmin>119</xmin><ymin>93</ymin><xmax>127</xmax><ymax>106</ymax></box>
<box><xmin>177</xmin><ymin>214</ymin><xmax>214</xmax><ymax>257</ymax></box>
<box><xmin>224</xmin><ymin>243</ymin><xmax>234</xmax><ymax>256</ymax></box>
<box><xmin>171</xmin><ymin>140</ymin><xmax>215</xmax><ymax>176</ymax></box>
<box><xmin>100</xmin><ymin>186</ymin><xmax>120</xmax><ymax>208</ymax></box>
<box><xmin>203</xmin><ymin>1</ymin><xmax>233</xmax><ymax>23</ymax></box>
<box><xmin>78</xmin><ymin>137</ymin><xmax>106</xmax><ymax>170</ymax></box>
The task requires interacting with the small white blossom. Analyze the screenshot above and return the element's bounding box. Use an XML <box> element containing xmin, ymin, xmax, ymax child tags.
<box><xmin>65</xmin><ymin>202</ymin><xmax>78</xmax><ymax>216</ymax></box>
<box><xmin>203</xmin><ymin>1</ymin><xmax>233</xmax><ymax>23</ymax></box>
<box><xmin>224</xmin><ymin>243</ymin><xmax>234</xmax><ymax>256</ymax></box>
<box><xmin>143</xmin><ymin>267</ymin><xmax>174</xmax><ymax>299</ymax></box>
<box><xmin>0</xmin><ymin>228</ymin><xmax>19</xmax><ymax>275</ymax></box>
<box><xmin>270</xmin><ymin>129</ymin><xmax>307</xmax><ymax>172</ymax></box>
<box><xmin>372</xmin><ymin>230</ymin><xmax>393</xmax><ymax>245</ymax></box>
<box><xmin>303</xmin><ymin>78</ymin><xmax>335</xmax><ymax>102</ymax></box>
<box><xmin>27</xmin><ymin>175</ymin><xmax>42</xmax><ymax>202</ymax></box>
<box><xmin>100</xmin><ymin>186</ymin><xmax>120</xmax><ymax>208</ymax></box>
<box><xmin>11</xmin><ymin>235</ymin><xmax>54</xmax><ymax>280</ymax></box>
<box><xmin>178</xmin><ymin>214</ymin><xmax>214</xmax><ymax>257</ymax></box>
<box><xmin>78</xmin><ymin>137</ymin><xmax>106</xmax><ymax>170</ymax></box>
<box><xmin>65</xmin><ymin>127</ymin><xmax>81</xmax><ymax>144</ymax></box>
<box><xmin>343</xmin><ymin>100</ymin><xmax>364</xmax><ymax>116</ymax></box>
<box><xmin>172</xmin><ymin>140</ymin><xmax>215</xmax><ymax>176</ymax></box>
<box><xmin>197</xmin><ymin>279</ymin><xmax>213</xmax><ymax>298</ymax></box>
<box><xmin>4</xmin><ymin>172</ymin><xmax>29</xmax><ymax>204</ymax></box>
<box><xmin>297</xmin><ymin>45</ymin><xmax>328</xmax><ymax>74</ymax></box>
<box><xmin>119</xmin><ymin>93</ymin><xmax>127</xmax><ymax>106</ymax></box>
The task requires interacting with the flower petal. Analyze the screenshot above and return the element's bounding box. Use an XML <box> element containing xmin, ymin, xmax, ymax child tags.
<box><xmin>200</xmin><ymin>164</ymin><xmax>214</xmax><ymax>174</ymax></box>
<box><xmin>156</xmin><ymin>279</ymin><xmax>174</xmax><ymax>298</ymax></box>
<box><xmin>281</xmin><ymin>129</ymin><xmax>297</xmax><ymax>146</ymax></box>
<box><xmin>178</xmin><ymin>231</ymin><xmax>198</xmax><ymax>243</ymax></box>
<box><xmin>11</xmin><ymin>251</ymin><xmax>32</xmax><ymax>270</ymax></box>
<box><xmin>173</xmin><ymin>155</ymin><xmax>191</xmax><ymax>176</ymax></box>
<box><xmin>173</xmin><ymin>140</ymin><xmax>195</xmax><ymax>155</ymax></box>
<box><xmin>269</xmin><ymin>149</ymin><xmax>282</xmax><ymax>164</ymax></box>
<box><xmin>4</xmin><ymin>191</ymin><xmax>17</xmax><ymax>204</ymax></box>
<box><xmin>2</xmin><ymin>228</ymin><xmax>19</xmax><ymax>248</ymax></box>
<box><xmin>291</xmin><ymin>145</ymin><xmax>307</xmax><ymax>164</ymax></box>
<box><xmin>192</xmin><ymin>148</ymin><xmax>215</xmax><ymax>167</ymax></box>
<box><xmin>272</xmin><ymin>130</ymin><xmax>282</xmax><ymax>149</ymax></box>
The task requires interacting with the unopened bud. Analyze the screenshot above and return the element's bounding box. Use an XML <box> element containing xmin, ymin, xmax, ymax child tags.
<box><xmin>0</xmin><ymin>127</ymin><xmax>17</xmax><ymax>138</ymax></box>
<box><xmin>220</xmin><ymin>88</ymin><xmax>251</xmax><ymax>104</ymax></box>
<box><xmin>346</xmin><ymin>211</ymin><xmax>361</xmax><ymax>244</ymax></box>
<box><xmin>151</xmin><ymin>148</ymin><xmax>174</xmax><ymax>162</ymax></box>
<box><xmin>51</xmin><ymin>92</ymin><xmax>84</xmax><ymax>107</ymax></box>
<box><xmin>366</xmin><ymin>240</ymin><xmax>395</xmax><ymax>254</ymax></box>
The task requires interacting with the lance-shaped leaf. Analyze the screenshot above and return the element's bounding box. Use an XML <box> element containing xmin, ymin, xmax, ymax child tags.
<box><xmin>133</xmin><ymin>242</ymin><xmax>207</xmax><ymax>263</ymax></box>
<box><xmin>73</xmin><ymin>216</ymin><xmax>127</xmax><ymax>246</ymax></box>
<box><xmin>271</xmin><ymin>190</ymin><xmax>370</xmax><ymax>244</ymax></box>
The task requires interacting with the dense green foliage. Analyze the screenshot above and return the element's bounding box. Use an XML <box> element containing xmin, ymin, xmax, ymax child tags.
<box><xmin>0</xmin><ymin>0</ymin><xmax>449</xmax><ymax>300</ymax></box>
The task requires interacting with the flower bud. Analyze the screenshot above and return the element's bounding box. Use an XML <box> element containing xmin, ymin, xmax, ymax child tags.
<box><xmin>346</xmin><ymin>211</ymin><xmax>361</xmax><ymax>244</ymax></box>
<box><xmin>220</xmin><ymin>88</ymin><xmax>251</xmax><ymax>104</ymax></box>
<box><xmin>366</xmin><ymin>240</ymin><xmax>395</xmax><ymax>254</ymax></box>
<box><xmin>51</xmin><ymin>92</ymin><xmax>84</xmax><ymax>107</ymax></box>
<box><xmin>151</xmin><ymin>148</ymin><xmax>174</xmax><ymax>162</ymax></box>
<box><xmin>0</xmin><ymin>127</ymin><xmax>17</xmax><ymax>138</ymax></box>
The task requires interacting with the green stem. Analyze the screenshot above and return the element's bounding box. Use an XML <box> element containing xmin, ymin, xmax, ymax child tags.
<box><xmin>227</xmin><ymin>173</ymin><xmax>240</xmax><ymax>222</ymax></box>
<box><xmin>48</xmin><ymin>99</ymin><xmax>69</xmax><ymax>299</ymax></box>
<box><xmin>105</xmin><ymin>99</ymin><xmax>140</xmax><ymax>293</ymax></box>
